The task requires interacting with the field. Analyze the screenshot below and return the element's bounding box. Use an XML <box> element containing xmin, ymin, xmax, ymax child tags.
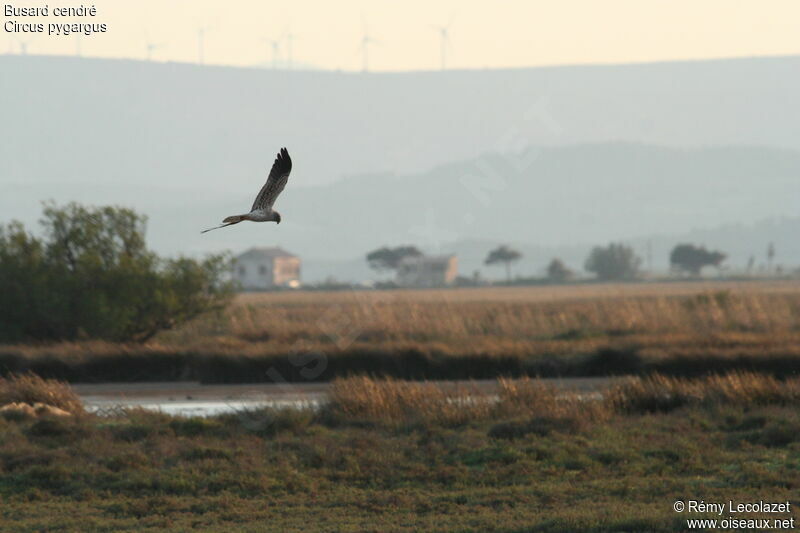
<box><xmin>2</xmin><ymin>280</ymin><xmax>800</xmax><ymax>383</ymax></box>
<box><xmin>2</xmin><ymin>282</ymin><xmax>800</xmax><ymax>531</ymax></box>
<box><xmin>1</xmin><ymin>373</ymin><xmax>799</xmax><ymax>532</ymax></box>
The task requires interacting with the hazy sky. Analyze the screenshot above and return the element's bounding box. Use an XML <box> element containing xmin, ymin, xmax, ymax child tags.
<box><xmin>3</xmin><ymin>0</ymin><xmax>799</xmax><ymax>70</ymax></box>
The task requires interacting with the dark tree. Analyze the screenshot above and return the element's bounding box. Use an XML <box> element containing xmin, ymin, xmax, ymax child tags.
<box><xmin>584</xmin><ymin>243</ymin><xmax>641</xmax><ymax>281</ymax></box>
<box><xmin>546</xmin><ymin>258</ymin><xmax>573</xmax><ymax>283</ymax></box>
<box><xmin>0</xmin><ymin>203</ymin><xmax>233</xmax><ymax>342</ymax></box>
<box><xmin>669</xmin><ymin>244</ymin><xmax>726</xmax><ymax>276</ymax></box>
<box><xmin>484</xmin><ymin>245</ymin><xmax>522</xmax><ymax>281</ymax></box>
<box><xmin>366</xmin><ymin>245</ymin><xmax>422</xmax><ymax>271</ymax></box>
<box><xmin>767</xmin><ymin>242</ymin><xmax>775</xmax><ymax>273</ymax></box>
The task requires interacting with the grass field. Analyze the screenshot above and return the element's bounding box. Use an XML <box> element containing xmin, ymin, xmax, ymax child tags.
<box><xmin>1</xmin><ymin>373</ymin><xmax>799</xmax><ymax>532</ymax></box>
<box><xmin>2</xmin><ymin>280</ymin><xmax>800</xmax><ymax>383</ymax></box>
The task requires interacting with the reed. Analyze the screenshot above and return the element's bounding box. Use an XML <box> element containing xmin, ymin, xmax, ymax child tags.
<box><xmin>326</xmin><ymin>376</ymin><xmax>491</xmax><ymax>426</ymax></box>
<box><xmin>4</xmin><ymin>282</ymin><xmax>800</xmax><ymax>382</ymax></box>
<box><xmin>607</xmin><ymin>371</ymin><xmax>800</xmax><ymax>413</ymax></box>
<box><xmin>0</xmin><ymin>373</ymin><xmax>85</xmax><ymax>414</ymax></box>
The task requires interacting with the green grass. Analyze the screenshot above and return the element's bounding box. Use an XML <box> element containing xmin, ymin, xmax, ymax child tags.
<box><xmin>1</xmin><ymin>375</ymin><xmax>799</xmax><ymax>531</ymax></box>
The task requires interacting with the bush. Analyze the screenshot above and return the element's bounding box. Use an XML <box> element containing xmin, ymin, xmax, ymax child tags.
<box><xmin>0</xmin><ymin>374</ymin><xmax>84</xmax><ymax>414</ymax></box>
<box><xmin>0</xmin><ymin>203</ymin><xmax>233</xmax><ymax>342</ymax></box>
<box><xmin>584</xmin><ymin>243</ymin><xmax>641</xmax><ymax>280</ymax></box>
<box><xmin>670</xmin><ymin>243</ymin><xmax>726</xmax><ymax>276</ymax></box>
<box><xmin>488</xmin><ymin>416</ymin><xmax>582</xmax><ymax>439</ymax></box>
<box><xmin>546</xmin><ymin>258</ymin><xmax>573</xmax><ymax>283</ymax></box>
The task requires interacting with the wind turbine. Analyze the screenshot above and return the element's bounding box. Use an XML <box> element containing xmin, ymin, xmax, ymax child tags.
<box><xmin>283</xmin><ymin>29</ymin><xmax>297</xmax><ymax>69</ymax></box>
<box><xmin>263</xmin><ymin>37</ymin><xmax>281</xmax><ymax>68</ymax></box>
<box><xmin>431</xmin><ymin>14</ymin><xmax>456</xmax><ymax>70</ymax></box>
<box><xmin>358</xmin><ymin>20</ymin><xmax>379</xmax><ymax>72</ymax></box>
<box><xmin>197</xmin><ymin>26</ymin><xmax>212</xmax><ymax>64</ymax></box>
<box><xmin>146</xmin><ymin>41</ymin><xmax>165</xmax><ymax>61</ymax></box>
<box><xmin>144</xmin><ymin>31</ymin><xmax>164</xmax><ymax>61</ymax></box>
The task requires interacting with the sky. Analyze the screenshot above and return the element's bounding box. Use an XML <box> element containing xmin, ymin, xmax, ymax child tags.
<box><xmin>3</xmin><ymin>0</ymin><xmax>799</xmax><ymax>71</ymax></box>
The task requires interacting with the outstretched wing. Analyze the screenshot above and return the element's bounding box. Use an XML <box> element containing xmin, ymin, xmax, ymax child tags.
<box><xmin>251</xmin><ymin>147</ymin><xmax>292</xmax><ymax>211</ymax></box>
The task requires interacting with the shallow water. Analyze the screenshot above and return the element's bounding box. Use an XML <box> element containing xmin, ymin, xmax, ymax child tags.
<box><xmin>76</xmin><ymin>378</ymin><xmax>613</xmax><ymax>417</ymax></box>
<box><xmin>84</xmin><ymin>398</ymin><xmax>323</xmax><ymax>417</ymax></box>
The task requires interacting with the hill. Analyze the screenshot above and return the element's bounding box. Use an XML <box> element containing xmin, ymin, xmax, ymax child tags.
<box><xmin>3</xmin><ymin>53</ymin><xmax>800</xmax><ymax>188</ymax></box>
<box><xmin>2</xmin><ymin>55</ymin><xmax>800</xmax><ymax>280</ymax></box>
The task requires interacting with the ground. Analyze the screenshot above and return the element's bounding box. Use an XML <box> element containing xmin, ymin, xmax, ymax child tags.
<box><xmin>1</xmin><ymin>281</ymin><xmax>799</xmax><ymax>531</ymax></box>
<box><xmin>1</xmin><ymin>384</ymin><xmax>799</xmax><ymax>532</ymax></box>
<box><xmin>2</xmin><ymin>280</ymin><xmax>800</xmax><ymax>383</ymax></box>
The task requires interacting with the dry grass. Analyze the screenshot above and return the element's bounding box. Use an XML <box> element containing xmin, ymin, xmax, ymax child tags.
<box><xmin>2</xmin><ymin>375</ymin><xmax>799</xmax><ymax>532</ymax></box>
<box><xmin>7</xmin><ymin>281</ymin><xmax>800</xmax><ymax>356</ymax></box>
<box><xmin>327</xmin><ymin>373</ymin><xmax>800</xmax><ymax>429</ymax></box>
<box><xmin>0</xmin><ymin>374</ymin><xmax>85</xmax><ymax>414</ymax></box>
<box><xmin>327</xmin><ymin>376</ymin><xmax>493</xmax><ymax>426</ymax></box>
<box><xmin>608</xmin><ymin>371</ymin><xmax>800</xmax><ymax>413</ymax></box>
<box><xmin>327</xmin><ymin>376</ymin><xmax>609</xmax><ymax>429</ymax></box>
<box><xmin>178</xmin><ymin>282</ymin><xmax>800</xmax><ymax>352</ymax></box>
<box><xmin>3</xmin><ymin>281</ymin><xmax>800</xmax><ymax>382</ymax></box>
<box><xmin>497</xmin><ymin>376</ymin><xmax>609</xmax><ymax>419</ymax></box>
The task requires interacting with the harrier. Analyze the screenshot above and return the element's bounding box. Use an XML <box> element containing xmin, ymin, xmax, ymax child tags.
<box><xmin>202</xmin><ymin>147</ymin><xmax>292</xmax><ymax>233</ymax></box>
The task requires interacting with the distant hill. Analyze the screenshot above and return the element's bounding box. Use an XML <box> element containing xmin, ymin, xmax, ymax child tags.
<box><xmin>3</xmin><ymin>54</ymin><xmax>800</xmax><ymax>191</ymax></box>
<box><xmin>4</xmin><ymin>141</ymin><xmax>799</xmax><ymax>281</ymax></box>
<box><xmin>2</xmin><ymin>55</ymin><xmax>800</xmax><ymax>281</ymax></box>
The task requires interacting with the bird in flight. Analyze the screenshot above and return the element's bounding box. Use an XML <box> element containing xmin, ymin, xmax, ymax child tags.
<box><xmin>202</xmin><ymin>147</ymin><xmax>292</xmax><ymax>233</ymax></box>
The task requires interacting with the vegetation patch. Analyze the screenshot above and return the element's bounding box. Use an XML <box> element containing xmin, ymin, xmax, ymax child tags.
<box><xmin>0</xmin><ymin>375</ymin><xmax>798</xmax><ymax>531</ymax></box>
<box><xmin>0</xmin><ymin>203</ymin><xmax>232</xmax><ymax>343</ymax></box>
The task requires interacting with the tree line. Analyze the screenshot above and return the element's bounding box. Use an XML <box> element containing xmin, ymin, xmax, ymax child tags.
<box><xmin>366</xmin><ymin>242</ymin><xmax>736</xmax><ymax>283</ymax></box>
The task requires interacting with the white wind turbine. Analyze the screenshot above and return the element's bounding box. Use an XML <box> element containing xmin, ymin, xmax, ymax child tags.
<box><xmin>263</xmin><ymin>37</ymin><xmax>281</xmax><ymax>68</ymax></box>
<box><xmin>18</xmin><ymin>39</ymin><xmax>31</xmax><ymax>55</ymax></box>
<box><xmin>358</xmin><ymin>19</ymin><xmax>379</xmax><ymax>72</ymax></box>
<box><xmin>431</xmin><ymin>14</ymin><xmax>456</xmax><ymax>70</ymax></box>
<box><xmin>283</xmin><ymin>28</ymin><xmax>297</xmax><ymax>69</ymax></box>
<box><xmin>144</xmin><ymin>32</ymin><xmax>165</xmax><ymax>61</ymax></box>
<box><xmin>197</xmin><ymin>26</ymin><xmax>212</xmax><ymax>64</ymax></box>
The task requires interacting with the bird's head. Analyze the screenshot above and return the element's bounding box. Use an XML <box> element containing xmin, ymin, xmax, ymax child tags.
<box><xmin>274</xmin><ymin>212</ymin><xmax>282</xmax><ymax>224</ymax></box>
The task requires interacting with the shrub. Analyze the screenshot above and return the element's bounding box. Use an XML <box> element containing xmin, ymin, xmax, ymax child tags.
<box><xmin>26</xmin><ymin>418</ymin><xmax>81</xmax><ymax>438</ymax></box>
<box><xmin>488</xmin><ymin>416</ymin><xmax>582</xmax><ymax>439</ymax></box>
<box><xmin>0</xmin><ymin>374</ymin><xmax>84</xmax><ymax>414</ymax></box>
<box><xmin>546</xmin><ymin>258</ymin><xmax>573</xmax><ymax>283</ymax></box>
<box><xmin>670</xmin><ymin>243</ymin><xmax>726</xmax><ymax>276</ymax></box>
<box><xmin>170</xmin><ymin>417</ymin><xmax>230</xmax><ymax>438</ymax></box>
<box><xmin>584</xmin><ymin>243</ymin><xmax>641</xmax><ymax>280</ymax></box>
<box><xmin>112</xmin><ymin>424</ymin><xmax>155</xmax><ymax>442</ymax></box>
<box><xmin>0</xmin><ymin>202</ymin><xmax>233</xmax><ymax>342</ymax></box>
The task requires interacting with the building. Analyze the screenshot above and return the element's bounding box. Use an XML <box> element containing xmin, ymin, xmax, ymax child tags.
<box><xmin>396</xmin><ymin>255</ymin><xmax>458</xmax><ymax>288</ymax></box>
<box><xmin>233</xmin><ymin>247</ymin><xmax>300</xmax><ymax>290</ymax></box>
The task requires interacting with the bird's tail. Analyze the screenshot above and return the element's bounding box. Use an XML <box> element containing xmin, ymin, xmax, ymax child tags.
<box><xmin>201</xmin><ymin>215</ymin><xmax>245</xmax><ymax>234</ymax></box>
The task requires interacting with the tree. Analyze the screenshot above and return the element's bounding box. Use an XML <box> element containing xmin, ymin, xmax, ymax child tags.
<box><xmin>366</xmin><ymin>245</ymin><xmax>422</xmax><ymax>272</ymax></box>
<box><xmin>546</xmin><ymin>258</ymin><xmax>573</xmax><ymax>283</ymax></box>
<box><xmin>584</xmin><ymin>243</ymin><xmax>641</xmax><ymax>281</ymax></box>
<box><xmin>767</xmin><ymin>242</ymin><xmax>775</xmax><ymax>274</ymax></box>
<box><xmin>746</xmin><ymin>255</ymin><xmax>755</xmax><ymax>274</ymax></box>
<box><xmin>0</xmin><ymin>203</ymin><xmax>233</xmax><ymax>342</ymax></box>
<box><xmin>484</xmin><ymin>245</ymin><xmax>522</xmax><ymax>281</ymax></box>
<box><xmin>669</xmin><ymin>244</ymin><xmax>726</xmax><ymax>276</ymax></box>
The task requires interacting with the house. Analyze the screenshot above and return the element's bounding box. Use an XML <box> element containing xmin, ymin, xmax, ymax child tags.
<box><xmin>233</xmin><ymin>247</ymin><xmax>301</xmax><ymax>290</ymax></box>
<box><xmin>396</xmin><ymin>255</ymin><xmax>458</xmax><ymax>287</ymax></box>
